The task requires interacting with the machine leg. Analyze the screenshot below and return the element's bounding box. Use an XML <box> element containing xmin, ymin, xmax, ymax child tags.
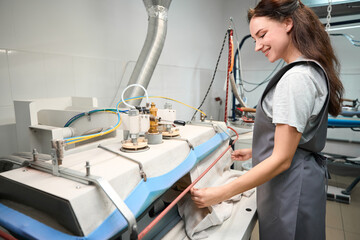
<box><xmin>341</xmin><ymin>176</ymin><xmax>360</xmax><ymax>195</ymax></box>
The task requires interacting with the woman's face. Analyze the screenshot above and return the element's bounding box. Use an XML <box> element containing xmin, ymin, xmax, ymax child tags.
<box><xmin>249</xmin><ymin>16</ymin><xmax>295</xmax><ymax>63</ymax></box>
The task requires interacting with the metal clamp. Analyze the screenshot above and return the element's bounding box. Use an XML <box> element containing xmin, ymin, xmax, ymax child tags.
<box><xmin>98</xmin><ymin>145</ymin><xmax>147</xmax><ymax>181</ymax></box>
<box><xmin>51</xmin><ymin>140</ymin><xmax>65</xmax><ymax>176</ymax></box>
<box><xmin>213</xmin><ymin>123</ymin><xmax>231</xmax><ymax>138</ymax></box>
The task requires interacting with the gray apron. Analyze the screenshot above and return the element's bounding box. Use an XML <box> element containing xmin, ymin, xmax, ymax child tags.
<box><xmin>252</xmin><ymin>60</ymin><xmax>330</xmax><ymax>240</ymax></box>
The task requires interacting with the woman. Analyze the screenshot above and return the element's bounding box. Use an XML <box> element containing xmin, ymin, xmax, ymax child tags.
<box><xmin>190</xmin><ymin>0</ymin><xmax>344</xmax><ymax>239</ymax></box>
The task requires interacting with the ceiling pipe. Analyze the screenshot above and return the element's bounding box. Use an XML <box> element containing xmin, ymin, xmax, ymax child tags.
<box><xmin>124</xmin><ymin>0</ymin><xmax>172</xmax><ymax>106</ymax></box>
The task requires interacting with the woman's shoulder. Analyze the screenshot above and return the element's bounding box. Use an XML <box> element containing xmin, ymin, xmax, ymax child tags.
<box><xmin>286</xmin><ymin>58</ymin><xmax>326</xmax><ymax>78</ymax></box>
<box><xmin>278</xmin><ymin>59</ymin><xmax>328</xmax><ymax>96</ymax></box>
<box><xmin>281</xmin><ymin>59</ymin><xmax>326</xmax><ymax>86</ymax></box>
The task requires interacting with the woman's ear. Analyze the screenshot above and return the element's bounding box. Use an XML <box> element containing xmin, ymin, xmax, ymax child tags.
<box><xmin>284</xmin><ymin>17</ymin><xmax>294</xmax><ymax>33</ymax></box>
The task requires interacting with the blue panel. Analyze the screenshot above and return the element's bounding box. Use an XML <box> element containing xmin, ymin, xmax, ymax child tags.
<box><xmin>0</xmin><ymin>131</ymin><xmax>229</xmax><ymax>240</ymax></box>
<box><xmin>0</xmin><ymin>204</ymin><xmax>74</xmax><ymax>240</ymax></box>
<box><xmin>328</xmin><ymin>117</ymin><xmax>360</xmax><ymax>128</ymax></box>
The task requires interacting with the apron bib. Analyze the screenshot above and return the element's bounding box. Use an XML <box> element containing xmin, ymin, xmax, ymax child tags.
<box><xmin>252</xmin><ymin>60</ymin><xmax>330</xmax><ymax>240</ymax></box>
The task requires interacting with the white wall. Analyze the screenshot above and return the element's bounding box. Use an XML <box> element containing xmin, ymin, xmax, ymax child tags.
<box><xmin>0</xmin><ymin>0</ymin><xmax>237</xmax><ymax>156</ymax></box>
<box><xmin>0</xmin><ymin>0</ymin><xmax>359</xmax><ymax>156</ymax></box>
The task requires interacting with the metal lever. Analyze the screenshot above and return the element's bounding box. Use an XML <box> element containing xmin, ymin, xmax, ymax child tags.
<box><xmin>98</xmin><ymin>145</ymin><xmax>147</xmax><ymax>181</ymax></box>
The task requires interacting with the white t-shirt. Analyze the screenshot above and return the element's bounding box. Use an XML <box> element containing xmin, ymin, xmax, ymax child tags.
<box><xmin>262</xmin><ymin>58</ymin><xmax>328</xmax><ymax>144</ymax></box>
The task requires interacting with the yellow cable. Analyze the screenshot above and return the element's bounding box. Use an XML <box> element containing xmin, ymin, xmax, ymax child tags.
<box><xmin>151</xmin><ymin>96</ymin><xmax>207</xmax><ymax>117</ymax></box>
<box><xmin>117</xmin><ymin>96</ymin><xmax>207</xmax><ymax>117</ymax></box>
<box><xmin>67</xmin><ymin>95</ymin><xmax>206</xmax><ymax>145</ymax></box>
<box><xmin>65</xmin><ymin>111</ymin><xmax>118</xmax><ymax>141</ymax></box>
<box><xmin>65</xmin><ymin>113</ymin><xmax>122</xmax><ymax>145</ymax></box>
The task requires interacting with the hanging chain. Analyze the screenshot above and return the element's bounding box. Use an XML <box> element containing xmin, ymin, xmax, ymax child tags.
<box><xmin>325</xmin><ymin>0</ymin><xmax>332</xmax><ymax>32</ymax></box>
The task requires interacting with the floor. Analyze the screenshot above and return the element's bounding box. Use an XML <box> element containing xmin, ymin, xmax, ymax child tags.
<box><xmin>250</xmin><ymin>173</ymin><xmax>360</xmax><ymax>240</ymax></box>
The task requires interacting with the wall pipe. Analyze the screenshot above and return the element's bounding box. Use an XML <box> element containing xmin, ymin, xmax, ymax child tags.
<box><xmin>123</xmin><ymin>0</ymin><xmax>172</xmax><ymax>106</ymax></box>
<box><xmin>231</xmin><ymin>34</ymin><xmax>251</xmax><ymax>120</ymax></box>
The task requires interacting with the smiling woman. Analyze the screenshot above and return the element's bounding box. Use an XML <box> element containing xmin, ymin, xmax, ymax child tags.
<box><xmin>190</xmin><ymin>1</ymin><xmax>344</xmax><ymax>240</ymax></box>
<box><xmin>248</xmin><ymin>0</ymin><xmax>344</xmax><ymax>116</ymax></box>
<box><xmin>249</xmin><ymin>16</ymin><xmax>301</xmax><ymax>63</ymax></box>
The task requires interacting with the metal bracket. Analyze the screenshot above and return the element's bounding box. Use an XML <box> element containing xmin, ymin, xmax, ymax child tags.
<box><xmin>98</xmin><ymin>144</ymin><xmax>147</xmax><ymax>181</ymax></box>
<box><xmin>189</xmin><ymin>121</ymin><xmax>218</xmax><ymax>132</ymax></box>
<box><xmin>86</xmin><ymin>112</ymin><xmax>91</xmax><ymax>121</ymax></box>
<box><xmin>32</xmin><ymin>149</ymin><xmax>39</xmax><ymax>162</ymax></box>
<box><xmin>50</xmin><ymin>149</ymin><xmax>60</xmax><ymax>176</ymax></box>
<box><xmin>50</xmin><ymin>140</ymin><xmax>66</xmax><ymax>176</ymax></box>
<box><xmin>165</xmin><ymin>137</ymin><xmax>194</xmax><ymax>150</ymax></box>
<box><xmin>211</xmin><ymin>123</ymin><xmax>219</xmax><ymax>133</ymax></box>
<box><xmin>189</xmin><ymin>121</ymin><xmax>232</xmax><ymax>138</ymax></box>
<box><xmin>87</xmin><ymin>176</ymin><xmax>138</xmax><ymax>238</ymax></box>
<box><xmin>213</xmin><ymin>123</ymin><xmax>231</xmax><ymax>138</ymax></box>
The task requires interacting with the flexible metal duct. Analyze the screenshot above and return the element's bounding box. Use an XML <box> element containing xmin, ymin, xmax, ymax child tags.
<box><xmin>124</xmin><ymin>0</ymin><xmax>172</xmax><ymax>106</ymax></box>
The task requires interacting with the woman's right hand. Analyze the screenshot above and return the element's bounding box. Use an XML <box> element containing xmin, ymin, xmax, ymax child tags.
<box><xmin>231</xmin><ymin>148</ymin><xmax>252</xmax><ymax>161</ymax></box>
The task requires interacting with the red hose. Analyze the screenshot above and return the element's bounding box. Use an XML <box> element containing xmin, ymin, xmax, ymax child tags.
<box><xmin>138</xmin><ymin>126</ymin><xmax>239</xmax><ymax>239</ymax></box>
<box><xmin>0</xmin><ymin>228</ymin><xmax>18</xmax><ymax>240</ymax></box>
<box><xmin>224</xmin><ymin>28</ymin><xmax>234</xmax><ymax>124</ymax></box>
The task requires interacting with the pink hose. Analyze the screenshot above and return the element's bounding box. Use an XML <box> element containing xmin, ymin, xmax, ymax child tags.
<box><xmin>0</xmin><ymin>228</ymin><xmax>18</xmax><ymax>240</ymax></box>
<box><xmin>138</xmin><ymin>126</ymin><xmax>239</xmax><ymax>239</ymax></box>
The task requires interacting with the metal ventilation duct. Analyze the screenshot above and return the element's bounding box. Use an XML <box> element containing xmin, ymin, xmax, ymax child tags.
<box><xmin>303</xmin><ymin>0</ymin><xmax>360</xmax><ymax>18</ymax></box>
<box><xmin>124</xmin><ymin>0</ymin><xmax>172</xmax><ymax>106</ymax></box>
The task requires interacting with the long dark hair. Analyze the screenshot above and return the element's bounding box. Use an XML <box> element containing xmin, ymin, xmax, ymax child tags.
<box><xmin>248</xmin><ymin>0</ymin><xmax>344</xmax><ymax>116</ymax></box>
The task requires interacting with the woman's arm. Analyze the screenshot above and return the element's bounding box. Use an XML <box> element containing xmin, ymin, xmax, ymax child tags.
<box><xmin>191</xmin><ymin>123</ymin><xmax>302</xmax><ymax>208</ymax></box>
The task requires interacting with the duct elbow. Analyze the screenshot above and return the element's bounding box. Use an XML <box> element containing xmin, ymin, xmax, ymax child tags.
<box><xmin>145</xmin><ymin>3</ymin><xmax>170</xmax><ymax>21</ymax></box>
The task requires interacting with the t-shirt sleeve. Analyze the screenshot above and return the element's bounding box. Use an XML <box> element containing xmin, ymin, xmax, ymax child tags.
<box><xmin>272</xmin><ymin>71</ymin><xmax>317</xmax><ymax>133</ymax></box>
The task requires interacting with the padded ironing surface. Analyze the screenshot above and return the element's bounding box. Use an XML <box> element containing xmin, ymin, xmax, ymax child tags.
<box><xmin>0</xmin><ymin>131</ymin><xmax>229</xmax><ymax>240</ymax></box>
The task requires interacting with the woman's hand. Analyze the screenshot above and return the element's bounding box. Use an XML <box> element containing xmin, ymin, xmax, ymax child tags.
<box><xmin>190</xmin><ymin>186</ymin><xmax>226</xmax><ymax>208</ymax></box>
<box><xmin>231</xmin><ymin>148</ymin><xmax>252</xmax><ymax>161</ymax></box>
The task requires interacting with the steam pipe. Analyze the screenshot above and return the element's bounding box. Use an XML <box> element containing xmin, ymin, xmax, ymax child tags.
<box><xmin>124</xmin><ymin>0</ymin><xmax>172</xmax><ymax>106</ymax></box>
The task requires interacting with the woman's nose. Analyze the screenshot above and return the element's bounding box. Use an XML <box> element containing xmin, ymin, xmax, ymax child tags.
<box><xmin>255</xmin><ymin>41</ymin><xmax>262</xmax><ymax>52</ymax></box>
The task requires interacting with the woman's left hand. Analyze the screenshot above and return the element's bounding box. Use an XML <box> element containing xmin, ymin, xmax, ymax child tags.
<box><xmin>190</xmin><ymin>186</ymin><xmax>225</xmax><ymax>208</ymax></box>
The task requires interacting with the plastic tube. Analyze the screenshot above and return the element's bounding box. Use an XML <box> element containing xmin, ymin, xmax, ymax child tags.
<box><xmin>121</xmin><ymin>84</ymin><xmax>149</xmax><ymax>108</ymax></box>
<box><xmin>64</xmin><ymin>111</ymin><xmax>122</xmax><ymax>145</ymax></box>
